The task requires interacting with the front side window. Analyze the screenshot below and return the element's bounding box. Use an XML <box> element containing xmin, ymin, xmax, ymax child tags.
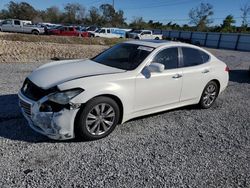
<box><xmin>100</xmin><ymin>29</ymin><xmax>105</xmax><ymax>33</ymax></box>
<box><xmin>107</xmin><ymin>29</ymin><xmax>110</xmax><ymax>33</ymax></box>
<box><xmin>182</xmin><ymin>47</ymin><xmax>210</xmax><ymax>67</ymax></box>
<box><xmin>92</xmin><ymin>43</ymin><xmax>154</xmax><ymax>70</ymax></box>
<box><xmin>69</xmin><ymin>27</ymin><xmax>74</xmax><ymax>31</ymax></box>
<box><xmin>153</xmin><ymin>48</ymin><xmax>179</xmax><ymax>69</ymax></box>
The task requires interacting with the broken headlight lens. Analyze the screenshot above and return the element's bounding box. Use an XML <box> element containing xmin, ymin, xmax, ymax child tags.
<box><xmin>48</xmin><ymin>88</ymin><xmax>84</xmax><ymax>105</ymax></box>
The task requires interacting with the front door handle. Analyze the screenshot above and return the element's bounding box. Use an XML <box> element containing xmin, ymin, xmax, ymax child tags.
<box><xmin>172</xmin><ymin>74</ymin><xmax>182</xmax><ymax>79</ymax></box>
<box><xmin>202</xmin><ymin>69</ymin><xmax>210</xmax><ymax>74</ymax></box>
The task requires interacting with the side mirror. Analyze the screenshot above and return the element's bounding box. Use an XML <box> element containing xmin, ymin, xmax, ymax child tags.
<box><xmin>147</xmin><ymin>63</ymin><xmax>165</xmax><ymax>73</ymax></box>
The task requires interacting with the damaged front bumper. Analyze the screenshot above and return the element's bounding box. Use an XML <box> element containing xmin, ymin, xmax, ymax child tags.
<box><xmin>18</xmin><ymin>91</ymin><xmax>80</xmax><ymax>140</ymax></box>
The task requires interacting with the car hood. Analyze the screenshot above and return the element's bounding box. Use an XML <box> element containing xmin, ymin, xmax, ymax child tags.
<box><xmin>28</xmin><ymin>59</ymin><xmax>125</xmax><ymax>89</ymax></box>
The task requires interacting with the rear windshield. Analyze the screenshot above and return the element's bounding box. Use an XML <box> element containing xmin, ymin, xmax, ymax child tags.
<box><xmin>92</xmin><ymin>43</ymin><xmax>154</xmax><ymax>70</ymax></box>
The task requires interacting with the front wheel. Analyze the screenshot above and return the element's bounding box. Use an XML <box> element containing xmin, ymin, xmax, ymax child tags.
<box><xmin>75</xmin><ymin>96</ymin><xmax>120</xmax><ymax>140</ymax></box>
<box><xmin>199</xmin><ymin>81</ymin><xmax>219</xmax><ymax>109</ymax></box>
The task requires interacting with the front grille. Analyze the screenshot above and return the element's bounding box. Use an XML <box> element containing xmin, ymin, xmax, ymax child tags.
<box><xmin>19</xmin><ymin>99</ymin><xmax>32</xmax><ymax>117</ymax></box>
<box><xmin>21</xmin><ymin>78</ymin><xmax>58</xmax><ymax>101</ymax></box>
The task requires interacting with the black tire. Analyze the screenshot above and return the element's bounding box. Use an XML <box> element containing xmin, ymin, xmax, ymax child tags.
<box><xmin>135</xmin><ymin>37</ymin><xmax>140</xmax><ymax>40</ymax></box>
<box><xmin>199</xmin><ymin>81</ymin><xmax>219</xmax><ymax>109</ymax></box>
<box><xmin>75</xmin><ymin>96</ymin><xmax>120</xmax><ymax>140</ymax></box>
<box><xmin>155</xmin><ymin>37</ymin><xmax>159</xmax><ymax>40</ymax></box>
<box><xmin>32</xmin><ymin>30</ymin><xmax>39</xmax><ymax>35</ymax></box>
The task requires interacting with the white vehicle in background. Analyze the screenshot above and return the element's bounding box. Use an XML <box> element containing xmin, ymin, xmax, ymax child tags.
<box><xmin>94</xmin><ymin>27</ymin><xmax>127</xmax><ymax>38</ymax></box>
<box><xmin>129</xmin><ymin>30</ymin><xmax>163</xmax><ymax>40</ymax></box>
<box><xmin>18</xmin><ymin>40</ymin><xmax>229</xmax><ymax>141</ymax></box>
<box><xmin>21</xmin><ymin>20</ymin><xmax>32</xmax><ymax>25</ymax></box>
<box><xmin>0</xmin><ymin>19</ymin><xmax>44</xmax><ymax>35</ymax></box>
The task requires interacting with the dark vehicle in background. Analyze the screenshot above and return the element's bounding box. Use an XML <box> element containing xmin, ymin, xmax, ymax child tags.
<box><xmin>75</xmin><ymin>26</ymin><xmax>91</xmax><ymax>38</ymax></box>
<box><xmin>86</xmin><ymin>26</ymin><xmax>100</xmax><ymax>37</ymax></box>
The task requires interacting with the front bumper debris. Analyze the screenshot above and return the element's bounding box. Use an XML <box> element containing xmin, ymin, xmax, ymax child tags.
<box><xmin>18</xmin><ymin>91</ymin><xmax>80</xmax><ymax>140</ymax></box>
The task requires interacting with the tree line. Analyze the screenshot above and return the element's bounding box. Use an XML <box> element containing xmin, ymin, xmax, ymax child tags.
<box><xmin>0</xmin><ymin>1</ymin><xmax>249</xmax><ymax>33</ymax></box>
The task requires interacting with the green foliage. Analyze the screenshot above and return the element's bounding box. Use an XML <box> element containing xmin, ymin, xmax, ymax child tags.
<box><xmin>240</xmin><ymin>4</ymin><xmax>250</xmax><ymax>32</ymax></box>
<box><xmin>189</xmin><ymin>3</ymin><xmax>214</xmax><ymax>31</ymax></box>
<box><xmin>129</xmin><ymin>17</ymin><xmax>147</xmax><ymax>29</ymax></box>
<box><xmin>85</xmin><ymin>7</ymin><xmax>102</xmax><ymax>26</ymax></box>
<box><xmin>220</xmin><ymin>15</ymin><xmax>236</xmax><ymax>32</ymax></box>
<box><xmin>62</xmin><ymin>3</ymin><xmax>85</xmax><ymax>24</ymax></box>
<box><xmin>1</xmin><ymin>1</ymin><xmax>37</xmax><ymax>20</ymax></box>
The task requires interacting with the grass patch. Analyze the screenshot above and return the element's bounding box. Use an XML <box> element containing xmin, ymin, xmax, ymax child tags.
<box><xmin>0</xmin><ymin>33</ymin><xmax>127</xmax><ymax>46</ymax></box>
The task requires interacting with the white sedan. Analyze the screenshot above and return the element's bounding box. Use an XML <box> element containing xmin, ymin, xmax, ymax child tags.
<box><xmin>18</xmin><ymin>40</ymin><xmax>229</xmax><ymax>140</ymax></box>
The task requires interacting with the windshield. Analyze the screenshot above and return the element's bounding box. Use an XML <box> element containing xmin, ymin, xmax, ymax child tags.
<box><xmin>92</xmin><ymin>43</ymin><xmax>154</xmax><ymax>70</ymax></box>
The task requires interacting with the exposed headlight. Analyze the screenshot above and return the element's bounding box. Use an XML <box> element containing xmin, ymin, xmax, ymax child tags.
<box><xmin>48</xmin><ymin>88</ymin><xmax>84</xmax><ymax>105</ymax></box>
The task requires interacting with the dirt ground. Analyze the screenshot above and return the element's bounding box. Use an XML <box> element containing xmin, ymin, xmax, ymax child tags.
<box><xmin>0</xmin><ymin>39</ymin><xmax>108</xmax><ymax>63</ymax></box>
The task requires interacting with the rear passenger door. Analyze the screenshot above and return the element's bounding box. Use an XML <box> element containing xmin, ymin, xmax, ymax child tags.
<box><xmin>12</xmin><ymin>20</ymin><xmax>23</xmax><ymax>32</ymax></box>
<box><xmin>180</xmin><ymin>47</ymin><xmax>211</xmax><ymax>102</ymax></box>
<box><xmin>141</xmin><ymin>31</ymin><xmax>151</xmax><ymax>39</ymax></box>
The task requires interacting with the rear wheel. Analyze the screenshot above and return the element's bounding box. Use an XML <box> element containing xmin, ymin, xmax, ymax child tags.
<box><xmin>32</xmin><ymin>30</ymin><xmax>39</xmax><ymax>35</ymax></box>
<box><xmin>199</xmin><ymin>81</ymin><xmax>219</xmax><ymax>109</ymax></box>
<box><xmin>75</xmin><ymin>96</ymin><xmax>120</xmax><ymax>140</ymax></box>
<box><xmin>155</xmin><ymin>37</ymin><xmax>159</xmax><ymax>40</ymax></box>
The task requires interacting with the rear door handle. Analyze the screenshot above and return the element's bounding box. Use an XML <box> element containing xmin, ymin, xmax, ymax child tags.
<box><xmin>172</xmin><ymin>74</ymin><xmax>182</xmax><ymax>79</ymax></box>
<box><xmin>202</xmin><ymin>69</ymin><xmax>210</xmax><ymax>74</ymax></box>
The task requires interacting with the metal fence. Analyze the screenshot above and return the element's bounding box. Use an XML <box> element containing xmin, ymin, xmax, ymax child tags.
<box><xmin>153</xmin><ymin>29</ymin><xmax>250</xmax><ymax>51</ymax></box>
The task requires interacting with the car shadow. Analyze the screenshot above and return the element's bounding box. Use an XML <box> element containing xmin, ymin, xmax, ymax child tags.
<box><xmin>229</xmin><ymin>69</ymin><xmax>250</xmax><ymax>84</ymax></box>
<box><xmin>0</xmin><ymin>94</ymin><xmax>48</xmax><ymax>142</ymax></box>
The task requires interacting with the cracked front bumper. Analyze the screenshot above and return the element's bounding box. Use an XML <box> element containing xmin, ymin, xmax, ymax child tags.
<box><xmin>18</xmin><ymin>91</ymin><xmax>80</xmax><ymax>140</ymax></box>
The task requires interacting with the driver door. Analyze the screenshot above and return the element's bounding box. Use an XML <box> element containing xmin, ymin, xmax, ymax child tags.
<box><xmin>134</xmin><ymin>47</ymin><xmax>183</xmax><ymax>112</ymax></box>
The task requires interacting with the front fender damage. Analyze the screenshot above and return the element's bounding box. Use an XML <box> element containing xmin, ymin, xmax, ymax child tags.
<box><xmin>29</xmin><ymin>101</ymin><xmax>80</xmax><ymax>140</ymax></box>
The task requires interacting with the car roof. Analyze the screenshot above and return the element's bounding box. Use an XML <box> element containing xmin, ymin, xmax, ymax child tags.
<box><xmin>124</xmin><ymin>40</ymin><xmax>181</xmax><ymax>48</ymax></box>
<box><xmin>124</xmin><ymin>39</ymin><xmax>209</xmax><ymax>50</ymax></box>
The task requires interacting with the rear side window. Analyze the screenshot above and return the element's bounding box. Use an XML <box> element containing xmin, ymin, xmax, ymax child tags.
<box><xmin>107</xmin><ymin>29</ymin><xmax>110</xmax><ymax>33</ymax></box>
<box><xmin>182</xmin><ymin>47</ymin><xmax>210</xmax><ymax>67</ymax></box>
<box><xmin>153</xmin><ymin>48</ymin><xmax>179</xmax><ymax>69</ymax></box>
<box><xmin>69</xmin><ymin>27</ymin><xmax>74</xmax><ymax>31</ymax></box>
<box><xmin>14</xmin><ymin>20</ymin><xmax>20</xmax><ymax>25</ymax></box>
<box><xmin>2</xmin><ymin>20</ymin><xmax>12</xmax><ymax>25</ymax></box>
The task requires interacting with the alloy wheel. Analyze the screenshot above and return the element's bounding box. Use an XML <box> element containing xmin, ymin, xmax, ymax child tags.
<box><xmin>202</xmin><ymin>84</ymin><xmax>217</xmax><ymax>106</ymax></box>
<box><xmin>86</xmin><ymin>103</ymin><xmax>115</xmax><ymax>136</ymax></box>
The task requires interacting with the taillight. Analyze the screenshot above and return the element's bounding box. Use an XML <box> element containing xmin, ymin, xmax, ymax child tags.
<box><xmin>225</xmin><ymin>66</ymin><xmax>229</xmax><ymax>72</ymax></box>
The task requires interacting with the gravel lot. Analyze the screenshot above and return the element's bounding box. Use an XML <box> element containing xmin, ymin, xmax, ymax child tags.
<box><xmin>0</xmin><ymin>48</ymin><xmax>249</xmax><ymax>188</ymax></box>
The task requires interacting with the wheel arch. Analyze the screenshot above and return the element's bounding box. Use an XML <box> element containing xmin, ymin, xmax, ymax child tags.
<box><xmin>199</xmin><ymin>79</ymin><xmax>221</xmax><ymax>102</ymax></box>
<box><xmin>76</xmin><ymin>94</ymin><xmax>124</xmax><ymax>125</ymax></box>
<box><xmin>209</xmin><ymin>79</ymin><xmax>221</xmax><ymax>93</ymax></box>
<box><xmin>31</xmin><ymin>29</ymin><xmax>39</xmax><ymax>34</ymax></box>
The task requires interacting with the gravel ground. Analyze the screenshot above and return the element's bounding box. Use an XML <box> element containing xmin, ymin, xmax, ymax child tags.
<box><xmin>0</xmin><ymin>48</ymin><xmax>249</xmax><ymax>188</ymax></box>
